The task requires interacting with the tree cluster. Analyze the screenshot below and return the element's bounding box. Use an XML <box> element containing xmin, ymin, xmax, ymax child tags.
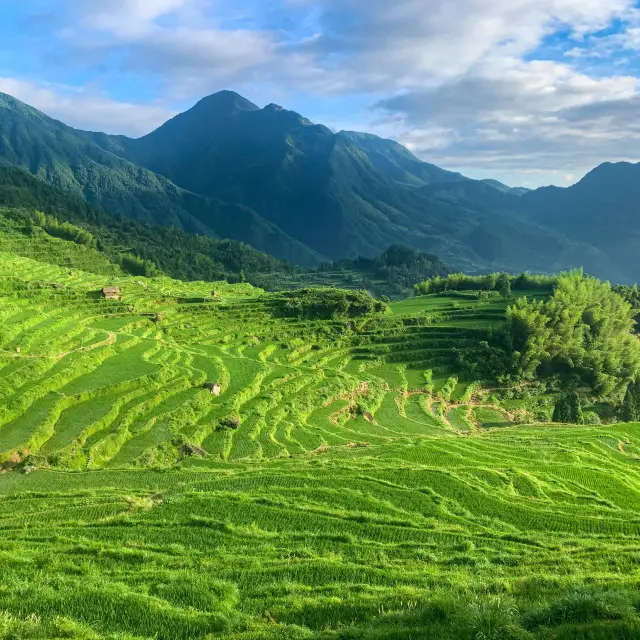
<box><xmin>414</xmin><ymin>272</ymin><xmax>558</xmax><ymax>296</ymax></box>
<box><xmin>507</xmin><ymin>271</ymin><xmax>640</xmax><ymax>401</ymax></box>
<box><xmin>268</xmin><ymin>288</ymin><xmax>389</xmax><ymax>320</ymax></box>
<box><xmin>313</xmin><ymin>245</ymin><xmax>452</xmax><ymax>298</ymax></box>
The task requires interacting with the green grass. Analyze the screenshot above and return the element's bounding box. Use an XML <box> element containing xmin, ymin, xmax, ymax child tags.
<box><xmin>1</xmin><ymin>236</ymin><xmax>640</xmax><ymax>638</ymax></box>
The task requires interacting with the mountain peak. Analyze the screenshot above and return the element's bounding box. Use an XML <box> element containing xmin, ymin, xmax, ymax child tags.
<box><xmin>191</xmin><ymin>90</ymin><xmax>260</xmax><ymax>117</ymax></box>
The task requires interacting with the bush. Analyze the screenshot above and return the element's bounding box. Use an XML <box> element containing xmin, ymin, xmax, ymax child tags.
<box><xmin>219</xmin><ymin>414</ymin><xmax>241</xmax><ymax>430</ymax></box>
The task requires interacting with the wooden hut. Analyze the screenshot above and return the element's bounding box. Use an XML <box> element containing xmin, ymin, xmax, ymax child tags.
<box><xmin>204</xmin><ymin>382</ymin><xmax>222</xmax><ymax>396</ymax></box>
<box><xmin>210</xmin><ymin>290</ymin><xmax>217</xmax><ymax>298</ymax></box>
<box><xmin>358</xmin><ymin>381</ymin><xmax>369</xmax><ymax>393</ymax></box>
<box><xmin>102</xmin><ymin>286</ymin><xmax>121</xmax><ymax>300</ymax></box>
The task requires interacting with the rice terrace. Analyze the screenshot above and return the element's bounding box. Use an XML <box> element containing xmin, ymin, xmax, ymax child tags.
<box><xmin>0</xmin><ymin>207</ymin><xmax>639</xmax><ymax>640</ymax></box>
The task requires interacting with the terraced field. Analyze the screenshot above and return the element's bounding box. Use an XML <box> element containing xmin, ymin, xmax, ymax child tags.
<box><xmin>1</xmin><ymin>247</ymin><xmax>640</xmax><ymax>639</ymax></box>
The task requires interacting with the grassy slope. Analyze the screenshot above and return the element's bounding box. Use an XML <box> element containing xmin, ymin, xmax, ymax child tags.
<box><xmin>0</xmin><ymin>238</ymin><xmax>640</xmax><ymax>639</ymax></box>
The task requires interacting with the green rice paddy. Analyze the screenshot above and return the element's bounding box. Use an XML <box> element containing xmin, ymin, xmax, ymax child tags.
<box><xmin>1</xmin><ymin>247</ymin><xmax>640</xmax><ymax>639</ymax></box>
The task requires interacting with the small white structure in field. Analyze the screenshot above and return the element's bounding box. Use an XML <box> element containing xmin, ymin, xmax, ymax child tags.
<box><xmin>204</xmin><ymin>382</ymin><xmax>222</xmax><ymax>396</ymax></box>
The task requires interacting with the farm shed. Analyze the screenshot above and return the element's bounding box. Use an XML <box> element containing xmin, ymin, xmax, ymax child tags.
<box><xmin>102</xmin><ymin>286</ymin><xmax>121</xmax><ymax>300</ymax></box>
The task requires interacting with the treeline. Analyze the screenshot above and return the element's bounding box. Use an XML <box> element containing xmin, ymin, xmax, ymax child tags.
<box><xmin>415</xmin><ymin>272</ymin><xmax>558</xmax><ymax>296</ymax></box>
<box><xmin>268</xmin><ymin>288</ymin><xmax>389</xmax><ymax>320</ymax></box>
<box><xmin>0</xmin><ymin>166</ymin><xmax>295</xmax><ymax>283</ymax></box>
<box><xmin>312</xmin><ymin>245</ymin><xmax>452</xmax><ymax>298</ymax></box>
<box><xmin>32</xmin><ymin>211</ymin><xmax>97</xmax><ymax>247</ymax></box>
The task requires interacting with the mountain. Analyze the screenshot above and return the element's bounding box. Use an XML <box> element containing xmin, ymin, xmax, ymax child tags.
<box><xmin>0</xmin><ymin>92</ymin><xmax>321</xmax><ymax>266</ymax></box>
<box><xmin>481</xmin><ymin>179</ymin><xmax>530</xmax><ymax>196</ymax></box>
<box><xmin>516</xmin><ymin>162</ymin><xmax>640</xmax><ymax>280</ymax></box>
<box><xmin>0</xmin><ymin>90</ymin><xmax>633</xmax><ymax>280</ymax></box>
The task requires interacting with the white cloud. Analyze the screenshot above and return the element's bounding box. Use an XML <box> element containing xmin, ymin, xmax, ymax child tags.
<box><xmin>0</xmin><ymin>77</ymin><xmax>175</xmax><ymax>136</ymax></box>
<box><xmin>75</xmin><ymin>0</ymin><xmax>194</xmax><ymax>37</ymax></box>
<box><xmin>372</xmin><ymin>58</ymin><xmax>640</xmax><ymax>176</ymax></box>
<box><xmin>285</xmin><ymin>0</ymin><xmax>635</xmax><ymax>89</ymax></box>
<box><xmin>6</xmin><ymin>0</ymin><xmax>640</xmax><ymax>183</ymax></box>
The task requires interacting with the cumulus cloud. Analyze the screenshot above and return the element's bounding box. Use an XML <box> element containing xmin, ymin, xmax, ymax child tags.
<box><xmin>0</xmin><ymin>78</ymin><xmax>175</xmax><ymax>136</ymax></box>
<box><xmin>373</xmin><ymin>58</ymin><xmax>640</xmax><ymax>175</ymax></box>
<box><xmin>286</xmin><ymin>0</ymin><xmax>635</xmax><ymax>88</ymax></box>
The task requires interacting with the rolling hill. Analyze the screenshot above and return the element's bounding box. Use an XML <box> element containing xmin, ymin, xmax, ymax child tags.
<box><xmin>0</xmin><ymin>90</ymin><xmax>633</xmax><ymax>280</ymax></box>
<box><xmin>1</xmin><ymin>223</ymin><xmax>640</xmax><ymax>638</ymax></box>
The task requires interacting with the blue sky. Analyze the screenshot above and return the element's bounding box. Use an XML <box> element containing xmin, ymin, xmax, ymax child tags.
<box><xmin>1</xmin><ymin>0</ymin><xmax>639</xmax><ymax>188</ymax></box>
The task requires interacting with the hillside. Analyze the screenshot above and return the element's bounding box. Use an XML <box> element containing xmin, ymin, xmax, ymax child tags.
<box><xmin>0</xmin><ymin>165</ymin><xmax>299</xmax><ymax>283</ymax></box>
<box><xmin>1</xmin><ymin>231</ymin><xmax>640</xmax><ymax>637</ymax></box>
<box><xmin>0</xmin><ymin>93</ymin><xmax>321</xmax><ymax>266</ymax></box>
<box><xmin>0</xmin><ymin>90</ymin><xmax>630</xmax><ymax>279</ymax></box>
<box><xmin>516</xmin><ymin>162</ymin><xmax>640</xmax><ymax>281</ymax></box>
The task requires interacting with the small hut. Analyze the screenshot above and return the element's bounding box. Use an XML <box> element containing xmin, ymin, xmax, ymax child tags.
<box><xmin>363</xmin><ymin>412</ymin><xmax>376</xmax><ymax>424</ymax></box>
<box><xmin>210</xmin><ymin>290</ymin><xmax>217</xmax><ymax>298</ymax></box>
<box><xmin>204</xmin><ymin>382</ymin><xmax>222</xmax><ymax>396</ymax></box>
<box><xmin>358</xmin><ymin>381</ymin><xmax>369</xmax><ymax>393</ymax></box>
<box><xmin>102</xmin><ymin>286</ymin><xmax>121</xmax><ymax>300</ymax></box>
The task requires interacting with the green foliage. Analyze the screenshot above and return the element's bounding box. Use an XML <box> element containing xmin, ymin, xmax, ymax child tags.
<box><xmin>268</xmin><ymin>288</ymin><xmax>388</xmax><ymax>320</ymax></box>
<box><xmin>307</xmin><ymin>245</ymin><xmax>452</xmax><ymax>299</ymax></box>
<box><xmin>613</xmin><ymin>284</ymin><xmax>640</xmax><ymax>327</ymax></box>
<box><xmin>507</xmin><ymin>272</ymin><xmax>640</xmax><ymax>400</ymax></box>
<box><xmin>553</xmin><ymin>392</ymin><xmax>584</xmax><ymax>424</ymax></box>
<box><xmin>0</xmin><ymin>167</ymin><xmax>295</xmax><ymax>284</ymax></box>
<box><xmin>2</xmin><ymin>236</ymin><xmax>640</xmax><ymax>639</ymax></box>
<box><xmin>438</xmin><ymin>376</ymin><xmax>458</xmax><ymax>402</ymax></box>
<box><xmin>622</xmin><ymin>381</ymin><xmax>640</xmax><ymax>421</ymax></box>
<box><xmin>415</xmin><ymin>272</ymin><xmax>557</xmax><ymax>296</ymax></box>
<box><xmin>40</xmin><ymin>212</ymin><xmax>96</xmax><ymax>247</ymax></box>
<box><xmin>497</xmin><ymin>273</ymin><xmax>512</xmax><ymax>299</ymax></box>
<box><xmin>117</xmin><ymin>253</ymin><xmax>160</xmax><ymax>277</ymax></box>
<box><xmin>423</xmin><ymin>369</ymin><xmax>434</xmax><ymax>393</ymax></box>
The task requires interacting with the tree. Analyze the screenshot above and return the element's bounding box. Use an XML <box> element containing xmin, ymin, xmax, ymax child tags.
<box><xmin>507</xmin><ymin>272</ymin><xmax>640</xmax><ymax>400</ymax></box>
<box><xmin>553</xmin><ymin>392</ymin><xmax>584</xmax><ymax>424</ymax></box>
<box><xmin>622</xmin><ymin>382</ymin><xmax>640</xmax><ymax>422</ymax></box>
<box><xmin>496</xmin><ymin>273</ymin><xmax>512</xmax><ymax>299</ymax></box>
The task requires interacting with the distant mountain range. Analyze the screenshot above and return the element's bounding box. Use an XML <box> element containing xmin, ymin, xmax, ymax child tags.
<box><xmin>0</xmin><ymin>90</ymin><xmax>637</xmax><ymax>281</ymax></box>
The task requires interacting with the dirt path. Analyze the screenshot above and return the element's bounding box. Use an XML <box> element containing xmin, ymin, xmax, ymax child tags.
<box><xmin>55</xmin><ymin>331</ymin><xmax>117</xmax><ymax>360</ymax></box>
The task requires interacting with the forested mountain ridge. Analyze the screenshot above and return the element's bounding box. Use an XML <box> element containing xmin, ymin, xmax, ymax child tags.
<box><xmin>516</xmin><ymin>162</ymin><xmax>640</xmax><ymax>281</ymax></box>
<box><xmin>0</xmin><ymin>165</ymin><xmax>296</xmax><ymax>282</ymax></box>
<box><xmin>0</xmin><ymin>89</ymin><xmax>635</xmax><ymax>280</ymax></box>
<box><xmin>0</xmin><ymin>92</ymin><xmax>321</xmax><ymax>266</ymax></box>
